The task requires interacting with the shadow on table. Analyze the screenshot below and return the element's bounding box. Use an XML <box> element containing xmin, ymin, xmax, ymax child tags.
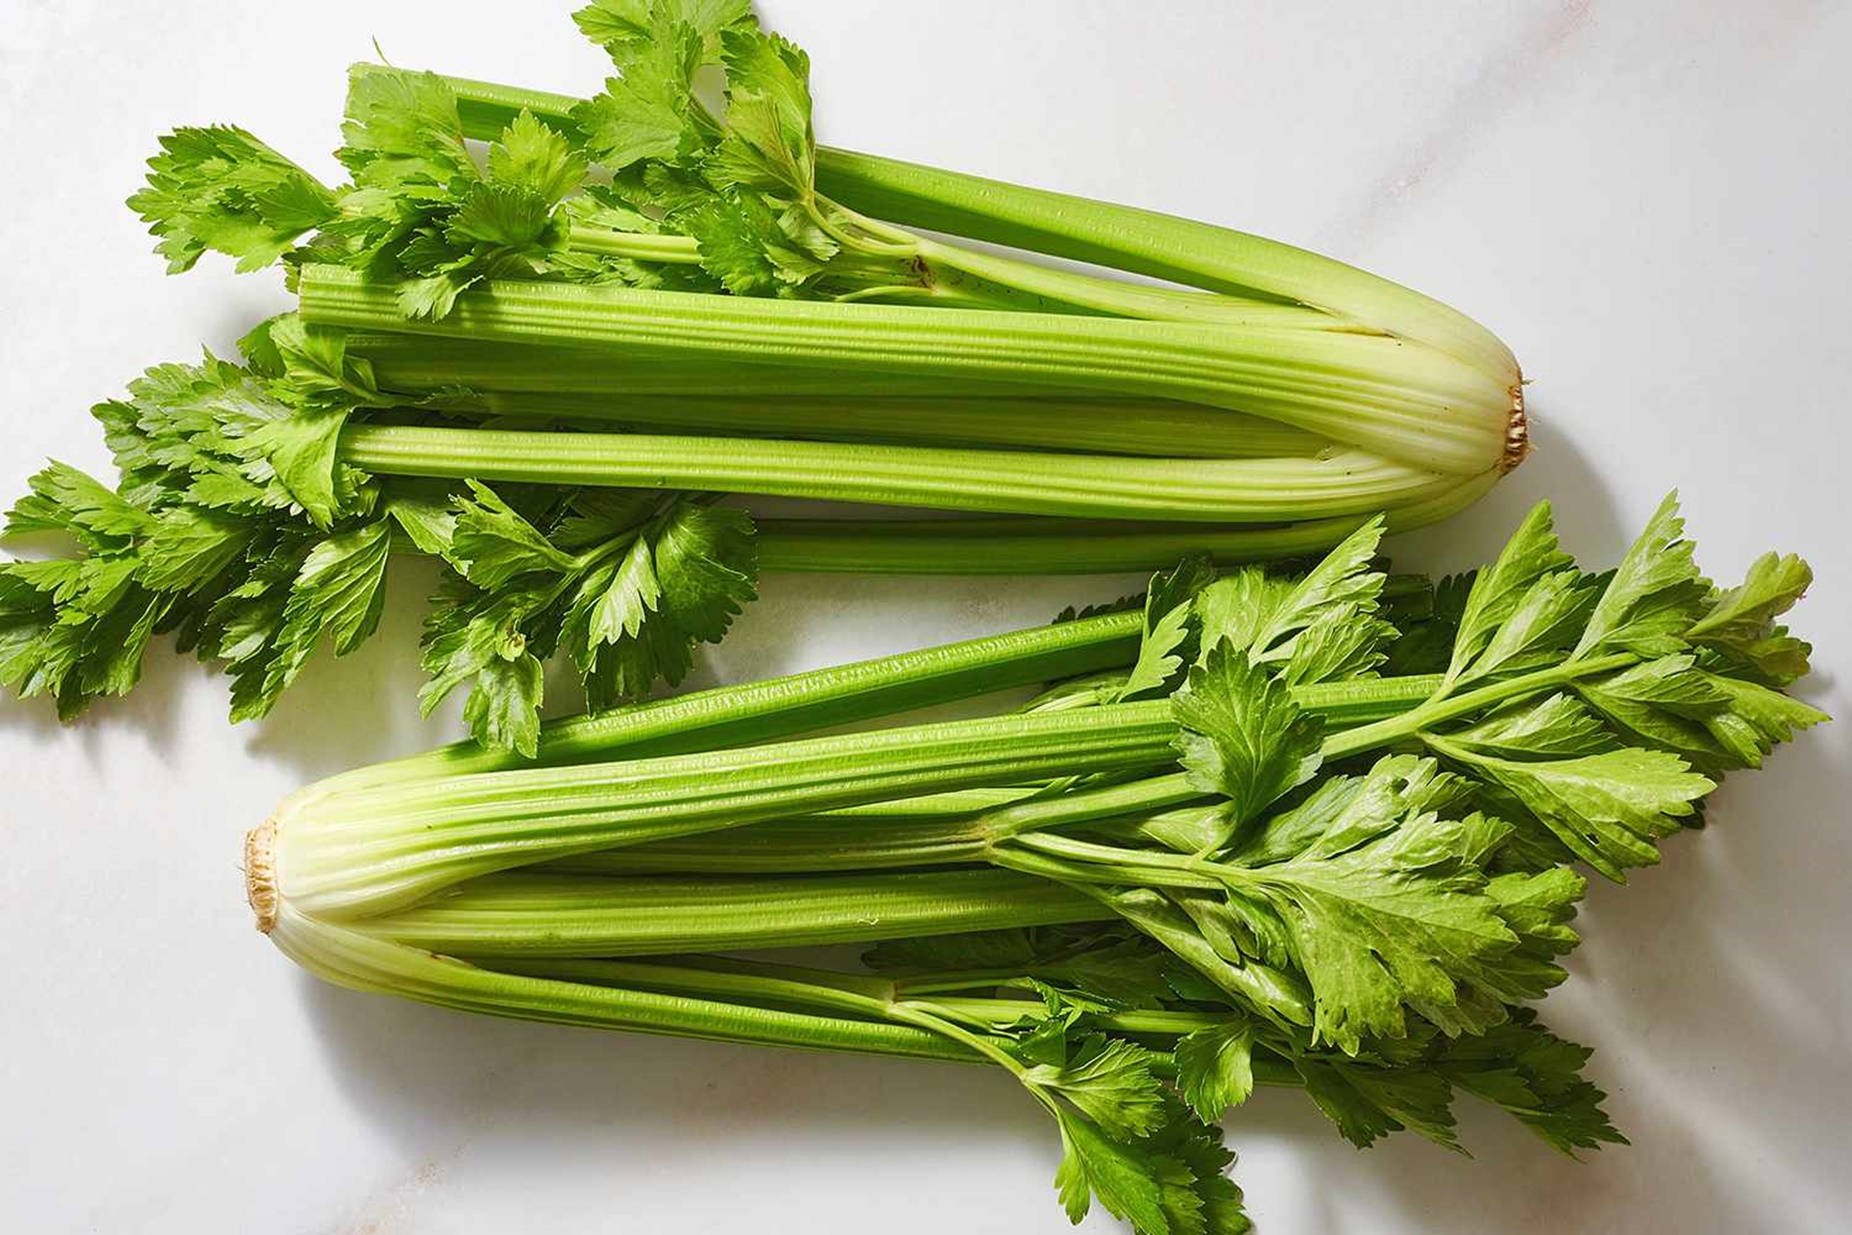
<box><xmin>0</xmin><ymin>632</ymin><xmax>188</xmax><ymax>760</ymax></box>
<box><xmin>1386</xmin><ymin>393</ymin><xmax>1625</xmax><ymax>573</ymax></box>
<box><xmin>238</xmin><ymin>559</ymin><xmax>461</xmax><ymax>782</ymax></box>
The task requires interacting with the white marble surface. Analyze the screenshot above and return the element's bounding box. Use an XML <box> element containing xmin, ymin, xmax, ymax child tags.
<box><xmin>2</xmin><ymin>2</ymin><xmax>1848</xmax><ymax>1231</ymax></box>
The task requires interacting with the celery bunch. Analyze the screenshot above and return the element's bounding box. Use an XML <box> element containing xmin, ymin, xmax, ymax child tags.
<box><xmin>0</xmin><ymin>1</ymin><xmax>1525</xmax><ymax>749</ymax></box>
<box><xmin>249</xmin><ymin>498</ymin><xmax>1822</xmax><ymax>1232</ymax></box>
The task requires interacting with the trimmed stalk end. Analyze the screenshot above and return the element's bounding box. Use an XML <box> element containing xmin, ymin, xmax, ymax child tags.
<box><xmin>1502</xmin><ymin>379</ymin><xmax>1530</xmax><ymax>472</ymax></box>
<box><xmin>245</xmin><ymin>820</ymin><xmax>279</xmax><ymax>934</ymax></box>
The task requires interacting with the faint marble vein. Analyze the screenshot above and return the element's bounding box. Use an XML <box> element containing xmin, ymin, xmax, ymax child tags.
<box><xmin>329</xmin><ymin>1158</ymin><xmax>449</xmax><ymax>1235</ymax></box>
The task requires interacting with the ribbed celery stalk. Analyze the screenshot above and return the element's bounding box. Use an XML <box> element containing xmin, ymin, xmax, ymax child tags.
<box><xmin>359</xmin><ymin>869</ymin><xmax>1103</xmax><ymax>956</ymax></box>
<box><xmin>539</xmin><ymin>791</ymin><xmax>1216</xmax><ymax>882</ymax></box>
<box><xmin>259</xmin><ymin>664</ymin><xmax>1451</xmax><ymax>925</ymax></box>
<box><xmin>327</xmin><ymin>608</ymin><xmax>1145</xmax><ymax>785</ymax></box>
<box><xmin>265</xmin><ymin>702</ymin><xmax>1179</xmax><ymax>921</ymax></box>
<box><xmin>541</xmin><ymin>805</ymin><xmax>1008</xmax><ymax>875</ymax></box>
<box><xmin>749</xmin><ymin>475</ymin><xmax>1496</xmax><ymax>575</ymax></box>
<box><xmin>406</xmin><ymin>67</ymin><xmax>1524</xmax><ymax>465</ymax></box>
<box><xmin>810</xmin><ymin>149</ymin><xmax>1519</xmax><ymax>380</ymax></box>
<box><xmin>345</xmin><ymin>331</ymin><xmax>1077</xmax><ymax>398</ymax></box>
<box><xmin>474</xmin><ymin>389</ymin><xmax>1326</xmax><ymax>459</ymax></box>
<box><xmin>339</xmin><ymin>421</ymin><xmax>1459</xmax><ymax>523</ymax></box>
<box><xmin>419</xmin><ymin>66</ymin><xmax>1521</xmax><ymax>390</ymax></box>
<box><xmin>302</xmin><ymin>265</ymin><xmax>1510</xmax><ymax>479</ymax></box>
<box><xmin>267</xmin><ymin>906</ymin><xmax>1304</xmax><ymax>1083</ymax></box>
<box><xmin>264</xmin><ymin>902</ymin><xmax>973</xmax><ymax>1062</ymax></box>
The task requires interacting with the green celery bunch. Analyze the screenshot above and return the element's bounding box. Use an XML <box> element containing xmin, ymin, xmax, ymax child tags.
<box><xmin>4</xmin><ymin>0</ymin><xmax>1537</xmax><ymax>745</ymax></box>
<box><xmin>246</xmin><ymin>496</ymin><xmax>1822</xmax><ymax>1233</ymax></box>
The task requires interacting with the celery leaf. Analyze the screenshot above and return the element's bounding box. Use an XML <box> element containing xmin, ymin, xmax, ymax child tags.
<box><xmin>1171</xmin><ymin>643</ymin><xmax>1323</xmax><ymax>830</ymax></box>
<box><xmin>1174</xmin><ymin>1022</ymin><xmax>1256</xmax><ymax>1123</ymax></box>
<box><xmin>129</xmin><ymin>126</ymin><xmax>338</xmax><ymax>273</ymax></box>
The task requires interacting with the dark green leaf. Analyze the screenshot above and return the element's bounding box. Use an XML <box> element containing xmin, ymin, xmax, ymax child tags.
<box><xmin>1434</xmin><ymin>1010</ymin><xmax>1624</xmax><ymax>1155</ymax></box>
<box><xmin>464</xmin><ymin>646</ymin><xmax>546</xmax><ymax>758</ymax></box>
<box><xmin>5</xmin><ymin>461</ymin><xmax>152</xmax><ymax>544</ymax></box>
<box><xmin>1053</xmin><ymin>1108</ymin><xmax>1198</xmax><ymax>1235</ymax></box>
<box><xmin>1171</xmin><ymin>644</ymin><xmax>1324</xmax><ymax>832</ymax></box>
<box><xmin>1572</xmin><ymin>492</ymin><xmax>1709</xmax><ymax>660</ymax></box>
<box><xmin>1118</xmin><ymin>555</ymin><xmax>1215</xmax><ymax>702</ymax></box>
<box><xmin>447</xmin><ymin>481</ymin><xmax>578</xmax><ymax>588</ymax></box>
<box><xmin>1242</xmin><ymin>807</ymin><xmax>1528</xmax><ymax>1051</ymax></box>
<box><xmin>138</xmin><ymin>508</ymin><xmax>251</xmax><ymax>592</ymax></box>
<box><xmin>237</xmin><ymin>520</ymin><xmax>392</xmax><ymax>720</ymax></box>
<box><xmin>1429</xmin><ymin>737</ymin><xmax>1714</xmax><ymax>881</ymax></box>
<box><xmin>1025</xmin><ymin>1035</ymin><xmax>1168</xmax><ymax>1140</ymax></box>
<box><xmin>1446</xmin><ymin>501</ymin><xmax>1572</xmax><ymax>682</ymax></box>
<box><xmin>588</xmin><ymin>534</ymin><xmax>660</xmax><ymax>646</ymax></box>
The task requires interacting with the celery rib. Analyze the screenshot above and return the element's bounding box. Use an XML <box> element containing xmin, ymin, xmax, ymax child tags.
<box><xmin>411</xmin><ymin>65</ymin><xmax>1518</xmax><ymax>382</ymax></box>
<box><xmin>270</xmin><ymin>904</ymin><xmax>973</xmax><ymax>1062</ymax></box>
<box><xmin>812</xmin><ymin>147</ymin><xmax>1520</xmax><ymax>381</ymax></box>
<box><xmin>322</xmin><ymin>609</ymin><xmax>1145</xmax><ymax>786</ymax></box>
<box><xmin>360</xmin><ymin>869</ymin><xmax>1103</xmax><ymax>955</ymax></box>
<box><xmin>339</xmin><ymin>421</ymin><xmax>1467</xmax><ymax>523</ymax></box>
<box><xmin>544</xmin><ymin>810</ymin><xmax>993</xmax><ymax>875</ymax></box>
<box><xmin>478</xmin><ymin>390</ymin><xmax>1330</xmax><ymax>460</ymax></box>
<box><xmin>750</xmin><ymin>470</ymin><xmax>1499</xmax><ymax>574</ymax></box>
<box><xmin>274</xmin><ymin>701</ymin><xmax>1179</xmax><ymax>920</ymax></box>
<box><xmin>349</xmin><ymin>332</ymin><xmax>1075</xmax><ymax>399</ymax></box>
<box><xmin>563</xmin><ymin>223</ymin><xmax>704</xmax><ymax>265</ymax></box>
<box><xmin>301</xmin><ymin>265</ymin><xmax>1510</xmax><ymax>476</ymax></box>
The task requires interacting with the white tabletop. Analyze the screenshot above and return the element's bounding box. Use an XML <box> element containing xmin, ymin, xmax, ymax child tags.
<box><xmin>2</xmin><ymin>2</ymin><xmax>1847</xmax><ymax>1232</ymax></box>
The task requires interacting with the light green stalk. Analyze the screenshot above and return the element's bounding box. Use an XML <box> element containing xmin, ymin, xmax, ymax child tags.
<box><xmin>264</xmin><ymin>901</ymin><xmax>972</xmax><ymax>1062</ymax></box>
<box><xmin>262</xmin><ymin>668</ymin><xmax>1448</xmax><ymax>923</ymax></box>
<box><xmin>358</xmin><ymin>868</ymin><xmax>1102</xmax><ymax>955</ymax></box>
<box><xmin>267</xmin><ymin>702</ymin><xmax>1179</xmax><ymax>920</ymax></box>
<box><xmin>406</xmin><ymin>66</ymin><xmax>1520</xmax><ymax>386</ymax></box>
<box><xmin>473</xmin><ymin>389</ymin><xmax>1327</xmax><ymax>459</ymax></box>
<box><xmin>302</xmin><ymin>264</ymin><xmax>1511</xmax><ymax>479</ymax></box>
<box><xmin>340</xmin><ymin>419</ymin><xmax>1462</xmax><ymax>523</ymax></box>
<box><xmin>749</xmin><ymin>473</ymin><xmax>1498</xmax><ymax>575</ymax></box>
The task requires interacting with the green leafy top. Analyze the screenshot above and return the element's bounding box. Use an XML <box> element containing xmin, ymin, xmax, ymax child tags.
<box><xmin>1411</xmin><ymin>494</ymin><xmax>1823</xmax><ymax>879</ymax></box>
<box><xmin>129</xmin><ymin>126</ymin><xmax>340</xmax><ymax>274</ymax></box>
<box><xmin>129</xmin><ymin>70</ymin><xmax>712</xmax><ymax>317</ymax></box>
<box><xmin>1442</xmin><ymin>501</ymin><xmax>1574</xmax><ymax>686</ymax></box>
<box><xmin>1171</xmin><ymin>645</ymin><xmax>1324</xmax><ymax>836</ymax></box>
<box><xmin>989</xmin><ymin>496</ymin><xmax>1821</xmax><ymax>1058</ymax></box>
<box><xmin>1</xmin><ymin>335</ymin><xmax>756</xmax><ymax>747</ymax></box>
<box><xmin>417</xmin><ymin>486</ymin><xmax>757</xmax><ymax>754</ymax></box>
<box><xmin>1116</xmin><ymin>554</ymin><xmax>1216</xmax><ymax>703</ymax></box>
<box><xmin>324</xmin><ymin>73</ymin><xmax>619</xmax><ymax>319</ymax></box>
<box><xmin>573</xmin><ymin>0</ymin><xmax>752</xmax><ymax>57</ymax></box>
<box><xmin>1193</xmin><ymin>517</ymin><xmax>1395</xmax><ymax>687</ymax></box>
<box><xmin>863</xmin><ymin>921</ymin><xmax>1619</xmax><ymax>1167</ymax></box>
<box><xmin>131</xmin><ymin>3</ymin><xmax>937</xmax><ymax>314</ymax></box>
<box><xmin>567</xmin><ymin>2</ymin><xmax>909</xmax><ymax>301</ymax></box>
